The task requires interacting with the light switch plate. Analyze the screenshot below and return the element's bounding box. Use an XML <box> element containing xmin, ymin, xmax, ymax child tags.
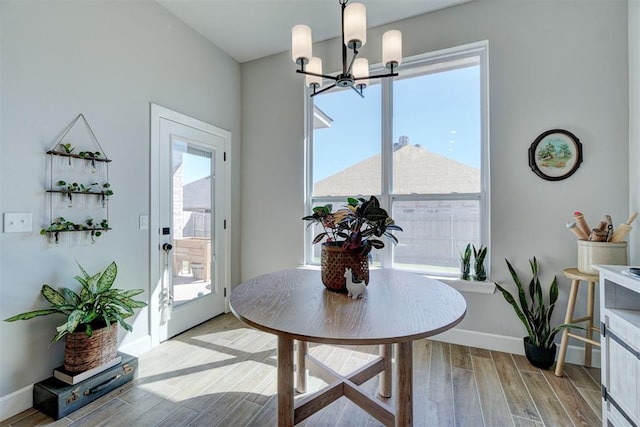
<box><xmin>139</xmin><ymin>215</ymin><xmax>149</xmax><ymax>230</ymax></box>
<box><xmin>4</xmin><ymin>212</ymin><xmax>32</xmax><ymax>233</ymax></box>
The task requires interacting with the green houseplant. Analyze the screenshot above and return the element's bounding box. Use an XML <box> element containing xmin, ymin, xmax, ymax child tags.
<box><xmin>4</xmin><ymin>261</ymin><xmax>147</xmax><ymax>372</ymax></box>
<box><xmin>494</xmin><ymin>257</ymin><xmax>578</xmax><ymax>369</ymax></box>
<box><xmin>302</xmin><ymin>196</ymin><xmax>402</xmax><ymax>291</ymax></box>
<box><xmin>460</xmin><ymin>243</ymin><xmax>472</xmax><ymax>280</ymax></box>
<box><xmin>473</xmin><ymin>244</ymin><xmax>488</xmax><ymax>281</ymax></box>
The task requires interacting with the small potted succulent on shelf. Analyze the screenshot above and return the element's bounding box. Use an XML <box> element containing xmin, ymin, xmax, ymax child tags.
<box><xmin>78</xmin><ymin>151</ymin><xmax>102</xmax><ymax>172</ymax></box>
<box><xmin>460</xmin><ymin>243</ymin><xmax>472</xmax><ymax>280</ymax></box>
<box><xmin>101</xmin><ymin>183</ymin><xmax>113</xmax><ymax>207</ymax></box>
<box><xmin>473</xmin><ymin>244</ymin><xmax>488</xmax><ymax>281</ymax></box>
<box><xmin>58</xmin><ymin>143</ymin><xmax>75</xmax><ymax>167</ymax></box>
<box><xmin>41</xmin><ymin>217</ymin><xmax>81</xmax><ymax>244</ymax></box>
<box><xmin>58</xmin><ymin>181</ymin><xmax>80</xmax><ymax>207</ymax></box>
<box><xmin>4</xmin><ymin>261</ymin><xmax>147</xmax><ymax>372</ymax></box>
<box><xmin>302</xmin><ymin>196</ymin><xmax>402</xmax><ymax>292</ymax></box>
<box><xmin>86</xmin><ymin>218</ymin><xmax>109</xmax><ymax>243</ymax></box>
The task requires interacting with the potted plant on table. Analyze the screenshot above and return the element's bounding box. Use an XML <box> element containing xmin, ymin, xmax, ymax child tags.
<box><xmin>302</xmin><ymin>196</ymin><xmax>402</xmax><ymax>292</ymax></box>
<box><xmin>4</xmin><ymin>261</ymin><xmax>147</xmax><ymax>372</ymax></box>
<box><xmin>494</xmin><ymin>257</ymin><xmax>580</xmax><ymax>369</ymax></box>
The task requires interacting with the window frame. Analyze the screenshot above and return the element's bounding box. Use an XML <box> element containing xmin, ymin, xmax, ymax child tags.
<box><xmin>304</xmin><ymin>41</ymin><xmax>490</xmax><ymax>277</ymax></box>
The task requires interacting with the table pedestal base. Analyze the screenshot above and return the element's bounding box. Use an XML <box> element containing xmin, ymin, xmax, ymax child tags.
<box><xmin>277</xmin><ymin>339</ymin><xmax>413</xmax><ymax>427</ymax></box>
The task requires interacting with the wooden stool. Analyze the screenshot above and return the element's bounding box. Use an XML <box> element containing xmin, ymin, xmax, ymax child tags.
<box><xmin>554</xmin><ymin>268</ymin><xmax>600</xmax><ymax>377</ymax></box>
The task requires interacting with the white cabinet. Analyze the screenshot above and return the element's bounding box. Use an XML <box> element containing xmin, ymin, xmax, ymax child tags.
<box><xmin>597</xmin><ymin>265</ymin><xmax>640</xmax><ymax>426</ymax></box>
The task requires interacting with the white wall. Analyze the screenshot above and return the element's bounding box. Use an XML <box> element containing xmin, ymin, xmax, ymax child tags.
<box><xmin>0</xmin><ymin>0</ymin><xmax>241</xmax><ymax>417</ymax></box>
<box><xmin>630</xmin><ymin>0</ymin><xmax>640</xmax><ymax>262</ymax></box>
<box><xmin>241</xmin><ymin>0</ymin><xmax>629</xmax><ymax>339</ymax></box>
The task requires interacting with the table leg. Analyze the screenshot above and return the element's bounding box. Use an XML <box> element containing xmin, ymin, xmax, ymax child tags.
<box><xmin>585</xmin><ymin>280</ymin><xmax>595</xmax><ymax>367</ymax></box>
<box><xmin>555</xmin><ymin>279</ymin><xmax>579</xmax><ymax>377</ymax></box>
<box><xmin>396</xmin><ymin>341</ymin><xmax>413</xmax><ymax>427</ymax></box>
<box><xmin>296</xmin><ymin>340</ymin><xmax>308</xmax><ymax>393</ymax></box>
<box><xmin>379</xmin><ymin>344</ymin><xmax>392</xmax><ymax>398</ymax></box>
<box><xmin>278</xmin><ymin>336</ymin><xmax>295</xmax><ymax>427</ymax></box>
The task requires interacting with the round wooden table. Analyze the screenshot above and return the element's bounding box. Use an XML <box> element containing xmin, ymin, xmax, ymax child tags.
<box><xmin>230</xmin><ymin>269</ymin><xmax>466</xmax><ymax>427</ymax></box>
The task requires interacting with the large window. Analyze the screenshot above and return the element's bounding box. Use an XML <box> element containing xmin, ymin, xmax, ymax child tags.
<box><xmin>305</xmin><ymin>42</ymin><xmax>489</xmax><ymax>276</ymax></box>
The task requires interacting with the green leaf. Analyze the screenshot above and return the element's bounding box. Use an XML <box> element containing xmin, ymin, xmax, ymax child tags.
<box><xmin>4</xmin><ymin>309</ymin><xmax>62</xmax><ymax>322</ymax></box>
<box><xmin>312</xmin><ymin>232</ymin><xmax>328</xmax><ymax>244</ymax></box>
<box><xmin>52</xmin><ymin>324</ymin><xmax>68</xmax><ymax>342</ymax></box>
<box><xmin>368</xmin><ymin>239</ymin><xmax>385</xmax><ymax>249</ymax></box>
<box><xmin>549</xmin><ymin>276</ymin><xmax>559</xmax><ymax>307</ymax></box>
<box><xmin>120</xmin><ymin>289</ymin><xmax>145</xmax><ymax>298</ymax></box>
<box><xmin>506</xmin><ymin>260</ymin><xmax>533</xmax><ymax>327</ymax></box>
<box><xmin>66</xmin><ymin>310</ymin><xmax>84</xmax><ymax>333</ymax></box>
<box><xmin>41</xmin><ymin>284</ymin><xmax>67</xmax><ymax>307</ymax></box>
<box><xmin>76</xmin><ymin>261</ymin><xmax>91</xmax><ymax>280</ymax></box>
<box><xmin>96</xmin><ymin>262</ymin><xmax>117</xmax><ymax>293</ymax></box>
<box><xmin>495</xmin><ymin>282</ymin><xmax>535</xmax><ymax>340</ymax></box>
<box><xmin>61</xmin><ymin>287</ymin><xmax>81</xmax><ymax>306</ymax></box>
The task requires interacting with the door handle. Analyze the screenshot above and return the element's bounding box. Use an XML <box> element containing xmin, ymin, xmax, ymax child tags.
<box><xmin>162</xmin><ymin>243</ymin><xmax>173</xmax><ymax>252</ymax></box>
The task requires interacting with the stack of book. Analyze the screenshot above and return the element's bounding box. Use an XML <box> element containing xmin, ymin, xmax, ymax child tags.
<box><xmin>53</xmin><ymin>355</ymin><xmax>122</xmax><ymax>385</ymax></box>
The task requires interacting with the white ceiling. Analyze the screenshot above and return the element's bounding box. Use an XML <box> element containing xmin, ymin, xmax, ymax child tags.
<box><xmin>156</xmin><ymin>0</ymin><xmax>471</xmax><ymax>63</ymax></box>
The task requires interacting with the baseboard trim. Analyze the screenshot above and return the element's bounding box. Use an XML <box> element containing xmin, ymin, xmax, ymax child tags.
<box><xmin>0</xmin><ymin>385</ymin><xmax>32</xmax><ymax>423</ymax></box>
<box><xmin>119</xmin><ymin>335</ymin><xmax>152</xmax><ymax>357</ymax></box>
<box><xmin>433</xmin><ymin>327</ymin><xmax>601</xmax><ymax>368</ymax></box>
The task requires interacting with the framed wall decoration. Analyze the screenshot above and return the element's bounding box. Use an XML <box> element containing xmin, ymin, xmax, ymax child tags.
<box><xmin>528</xmin><ymin>129</ymin><xmax>583</xmax><ymax>181</ymax></box>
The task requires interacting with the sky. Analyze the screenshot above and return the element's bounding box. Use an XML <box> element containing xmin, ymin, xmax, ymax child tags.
<box><xmin>313</xmin><ymin>64</ymin><xmax>481</xmax><ymax>182</ymax></box>
<box><xmin>179</xmin><ymin>63</ymin><xmax>481</xmax><ymax>186</ymax></box>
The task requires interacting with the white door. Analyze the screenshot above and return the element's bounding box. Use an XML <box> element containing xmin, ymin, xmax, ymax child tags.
<box><xmin>150</xmin><ymin>104</ymin><xmax>230</xmax><ymax>344</ymax></box>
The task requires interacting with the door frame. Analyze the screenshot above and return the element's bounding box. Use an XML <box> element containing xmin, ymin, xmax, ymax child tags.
<box><xmin>149</xmin><ymin>103</ymin><xmax>231</xmax><ymax>348</ymax></box>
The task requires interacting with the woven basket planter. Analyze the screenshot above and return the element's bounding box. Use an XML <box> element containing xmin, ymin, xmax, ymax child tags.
<box><xmin>64</xmin><ymin>323</ymin><xmax>118</xmax><ymax>372</ymax></box>
<box><xmin>320</xmin><ymin>242</ymin><xmax>369</xmax><ymax>293</ymax></box>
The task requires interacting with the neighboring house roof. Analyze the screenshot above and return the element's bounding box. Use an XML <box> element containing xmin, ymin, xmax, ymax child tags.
<box><xmin>183</xmin><ymin>176</ymin><xmax>211</xmax><ymax>211</ymax></box>
<box><xmin>313</xmin><ymin>143</ymin><xmax>480</xmax><ymax>196</ymax></box>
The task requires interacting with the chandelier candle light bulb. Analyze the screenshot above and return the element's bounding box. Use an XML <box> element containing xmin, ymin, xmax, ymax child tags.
<box><xmin>353</xmin><ymin>57</ymin><xmax>369</xmax><ymax>89</ymax></box>
<box><xmin>292</xmin><ymin>25</ymin><xmax>312</xmax><ymax>65</ymax></box>
<box><xmin>305</xmin><ymin>57</ymin><xmax>323</xmax><ymax>89</ymax></box>
<box><xmin>382</xmin><ymin>30</ymin><xmax>403</xmax><ymax>69</ymax></box>
<box><xmin>343</xmin><ymin>2</ymin><xmax>366</xmax><ymax>48</ymax></box>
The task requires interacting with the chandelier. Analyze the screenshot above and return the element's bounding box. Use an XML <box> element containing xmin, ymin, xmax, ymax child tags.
<box><xmin>291</xmin><ymin>0</ymin><xmax>402</xmax><ymax>97</ymax></box>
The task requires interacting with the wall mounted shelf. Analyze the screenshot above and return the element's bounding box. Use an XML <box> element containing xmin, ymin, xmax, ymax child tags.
<box><xmin>43</xmin><ymin>114</ymin><xmax>112</xmax><ymax>245</ymax></box>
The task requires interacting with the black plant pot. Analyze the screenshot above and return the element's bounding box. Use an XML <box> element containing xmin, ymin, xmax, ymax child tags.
<box><xmin>523</xmin><ymin>337</ymin><xmax>557</xmax><ymax>369</ymax></box>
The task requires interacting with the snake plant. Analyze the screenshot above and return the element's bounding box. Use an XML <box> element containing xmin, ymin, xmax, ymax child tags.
<box><xmin>460</xmin><ymin>243</ymin><xmax>472</xmax><ymax>280</ymax></box>
<box><xmin>495</xmin><ymin>257</ymin><xmax>579</xmax><ymax>349</ymax></box>
<box><xmin>473</xmin><ymin>244</ymin><xmax>488</xmax><ymax>281</ymax></box>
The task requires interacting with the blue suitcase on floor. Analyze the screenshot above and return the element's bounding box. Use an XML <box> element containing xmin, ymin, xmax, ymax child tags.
<box><xmin>33</xmin><ymin>352</ymin><xmax>138</xmax><ymax>420</ymax></box>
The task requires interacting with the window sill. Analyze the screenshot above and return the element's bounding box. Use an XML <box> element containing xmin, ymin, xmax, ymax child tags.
<box><xmin>297</xmin><ymin>265</ymin><xmax>495</xmax><ymax>295</ymax></box>
<box><xmin>429</xmin><ymin>276</ymin><xmax>496</xmax><ymax>295</ymax></box>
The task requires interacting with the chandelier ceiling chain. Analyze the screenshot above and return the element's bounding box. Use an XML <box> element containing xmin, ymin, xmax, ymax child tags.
<box><xmin>292</xmin><ymin>0</ymin><xmax>403</xmax><ymax>97</ymax></box>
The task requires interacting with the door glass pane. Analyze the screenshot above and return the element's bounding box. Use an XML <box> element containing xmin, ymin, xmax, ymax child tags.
<box><xmin>172</xmin><ymin>140</ymin><xmax>213</xmax><ymax>306</ymax></box>
<box><xmin>312</xmin><ymin>84</ymin><xmax>381</xmax><ymax>197</ymax></box>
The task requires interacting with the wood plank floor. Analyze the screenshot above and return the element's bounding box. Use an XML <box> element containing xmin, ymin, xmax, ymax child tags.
<box><xmin>2</xmin><ymin>313</ymin><xmax>602</xmax><ymax>426</ymax></box>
